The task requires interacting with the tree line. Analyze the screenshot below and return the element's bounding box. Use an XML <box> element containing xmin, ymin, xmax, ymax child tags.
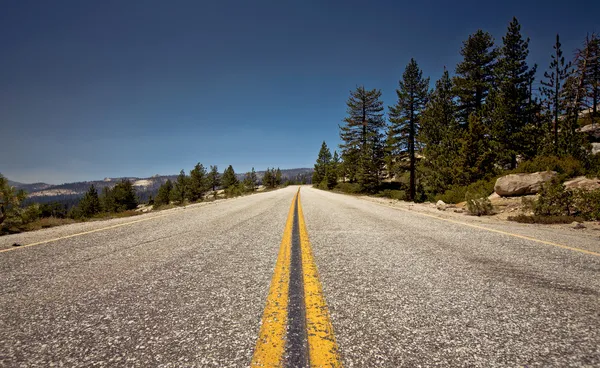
<box><xmin>315</xmin><ymin>17</ymin><xmax>600</xmax><ymax>202</ymax></box>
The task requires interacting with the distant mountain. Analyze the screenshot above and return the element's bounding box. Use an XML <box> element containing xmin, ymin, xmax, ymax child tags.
<box><xmin>10</xmin><ymin>168</ymin><xmax>313</xmax><ymax>205</ymax></box>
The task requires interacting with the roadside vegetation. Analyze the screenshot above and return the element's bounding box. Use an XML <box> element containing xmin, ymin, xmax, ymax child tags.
<box><xmin>1</xmin><ymin>163</ymin><xmax>299</xmax><ymax>235</ymax></box>
<box><xmin>313</xmin><ymin>18</ymin><xmax>600</xmax><ymax>221</ymax></box>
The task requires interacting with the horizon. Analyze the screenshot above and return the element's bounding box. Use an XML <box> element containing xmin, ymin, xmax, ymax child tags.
<box><xmin>2</xmin><ymin>0</ymin><xmax>599</xmax><ymax>184</ymax></box>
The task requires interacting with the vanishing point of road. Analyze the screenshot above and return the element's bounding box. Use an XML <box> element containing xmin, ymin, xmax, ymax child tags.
<box><xmin>1</xmin><ymin>186</ymin><xmax>599</xmax><ymax>367</ymax></box>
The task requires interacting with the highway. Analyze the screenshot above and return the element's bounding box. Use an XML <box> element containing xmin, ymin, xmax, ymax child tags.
<box><xmin>1</xmin><ymin>186</ymin><xmax>599</xmax><ymax>367</ymax></box>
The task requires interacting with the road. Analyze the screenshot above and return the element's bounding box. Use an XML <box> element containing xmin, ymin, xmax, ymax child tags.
<box><xmin>1</xmin><ymin>186</ymin><xmax>599</xmax><ymax>367</ymax></box>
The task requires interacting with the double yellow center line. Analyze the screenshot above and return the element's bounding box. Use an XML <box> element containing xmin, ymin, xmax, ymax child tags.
<box><xmin>251</xmin><ymin>189</ymin><xmax>341</xmax><ymax>367</ymax></box>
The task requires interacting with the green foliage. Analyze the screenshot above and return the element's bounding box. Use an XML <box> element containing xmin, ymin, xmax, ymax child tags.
<box><xmin>74</xmin><ymin>185</ymin><xmax>102</xmax><ymax>218</ymax></box>
<box><xmin>101</xmin><ymin>180</ymin><xmax>138</xmax><ymax>213</ymax></box>
<box><xmin>21</xmin><ymin>204</ymin><xmax>41</xmax><ymax>224</ymax></box>
<box><xmin>375</xmin><ymin>189</ymin><xmax>406</xmax><ymax>201</ymax></box>
<box><xmin>313</xmin><ymin>141</ymin><xmax>332</xmax><ymax>185</ymax></box>
<box><xmin>357</xmin><ymin>133</ymin><xmax>384</xmax><ymax>192</ymax></box>
<box><xmin>243</xmin><ymin>168</ymin><xmax>258</xmax><ymax>192</ymax></box>
<box><xmin>39</xmin><ymin>202</ymin><xmax>68</xmax><ymax>218</ymax></box>
<box><xmin>171</xmin><ymin>170</ymin><xmax>188</xmax><ymax>204</ymax></box>
<box><xmin>513</xmin><ymin>155</ymin><xmax>584</xmax><ymax>179</ymax></box>
<box><xmin>388</xmin><ymin>58</ymin><xmax>430</xmax><ymax>200</ymax></box>
<box><xmin>490</xmin><ymin>17</ymin><xmax>537</xmax><ymax>169</ymax></box>
<box><xmin>0</xmin><ymin>173</ymin><xmax>27</xmax><ymax>230</ymax></box>
<box><xmin>334</xmin><ymin>182</ymin><xmax>362</xmax><ymax>194</ymax></box>
<box><xmin>534</xmin><ymin>179</ymin><xmax>573</xmax><ymax>216</ymax></box>
<box><xmin>420</xmin><ymin>69</ymin><xmax>463</xmax><ymax>194</ymax></box>
<box><xmin>154</xmin><ymin>179</ymin><xmax>173</xmax><ymax>208</ymax></box>
<box><xmin>222</xmin><ymin>165</ymin><xmax>238</xmax><ymax>188</ymax></box>
<box><xmin>466</xmin><ymin>192</ymin><xmax>494</xmax><ymax>216</ymax></box>
<box><xmin>458</xmin><ymin>113</ymin><xmax>497</xmax><ymax>183</ymax></box>
<box><xmin>225</xmin><ymin>183</ymin><xmax>246</xmax><ymax>198</ymax></box>
<box><xmin>453</xmin><ymin>29</ymin><xmax>497</xmax><ymax>125</ymax></box>
<box><xmin>208</xmin><ymin>165</ymin><xmax>221</xmax><ymax>192</ymax></box>
<box><xmin>572</xmin><ymin>189</ymin><xmax>600</xmax><ymax>220</ymax></box>
<box><xmin>339</xmin><ymin>86</ymin><xmax>385</xmax><ymax>184</ymax></box>
<box><xmin>437</xmin><ymin>178</ymin><xmax>496</xmax><ymax>204</ymax></box>
<box><xmin>508</xmin><ymin>214</ymin><xmax>584</xmax><ymax>224</ymax></box>
<box><xmin>263</xmin><ymin>167</ymin><xmax>282</xmax><ymax>189</ymax></box>
<box><xmin>187</xmin><ymin>163</ymin><xmax>208</xmax><ymax>202</ymax></box>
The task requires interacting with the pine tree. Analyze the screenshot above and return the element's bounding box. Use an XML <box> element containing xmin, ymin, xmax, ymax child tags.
<box><xmin>0</xmin><ymin>173</ymin><xmax>27</xmax><ymax>229</ymax></box>
<box><xmin>187</xmin><ymin>163</ymin><xmax>208</xmax><ymax>202</ymax></box>
<box><xmin>453</xmin><ymin>30</ymin><xmax>497</xmax><ymax>125</ymax></box>
<box><xmin>458</xmin><ymin>113</ymin><xmax>496</xmax><ymax>184</ymax></box>
<box><xmin>275</xmin><ymin>168</ymin><xmax>282</xmax><ymax>186</ymax></box>
<box><xmin>154</xmin><ymin>179</ymin><xmax>173</xmax><ymax>207</ymax></box>
<box><xmin>420</xmin><ymin>69</ymin><xmax>463</xmax><ymax>194</ymax></box>
<box><xmin>111</xmin><ymin>180</ymin><xmax>138</xmax><ymax>211</ymax></box>
<box><xmin>78</xmin><ymin>184</ymin><xmax>101</xmax><ymax>218</ymax></box>
<box><xmin>575</xmin><ymin>34</ymin><xmax>600</xmax><ymax>126</ymax></box>
<box><xmin>208</xmin><ymin>165</ymin><xmax>221</xmax><ymax>192</ymax></box>
<box><xmin>357</xmin><ymin>133</ymin><xmax>385</xmax><ymax>192</ymax></box>
<box><xmin>339</xmin><ymin>86</ymin><xmax>385</xmax><ymax>183</ymax></box>
<box><xmin>312</xmin><ymin>141</ymin><xmax>332</xmax><ymax>185</ymax></box>
<box><xmin>388</xmin><ymin>58</ymin><xmax>430</xmax><ymax>200</ymax></box>
<box><xmin>244</xmin><ymin>168</ymin><xmax>258</xmax><ymax>192</ymax></box>
<box><xmin>222</xmin><ymin>165</ymin><xmax>238</xmax><ymax>188</ymax></box>
<box><xmin>561</xmin><ymin>75</ymin><xmax>588</xmax><ymax>158</ymax></box>
<box><xmin>171</xmin><ymin>170</ymin><xmax>188</xmax><ymax>204</ymax></box>
<box><xmin>491</xmin><ymin>17</ymin><xmax>537</xmax><ymax>169</ymax></box>
<box><xmin>541</xmin><ymin>34</ymin><xmax>572</xmax><ymax>154</ymax></box>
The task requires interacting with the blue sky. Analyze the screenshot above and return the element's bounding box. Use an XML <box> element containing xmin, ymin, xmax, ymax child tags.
<box><xmin>1</xmin><ymin>0</ymin><xmax>598</xmax><ymax>184</ymax></box>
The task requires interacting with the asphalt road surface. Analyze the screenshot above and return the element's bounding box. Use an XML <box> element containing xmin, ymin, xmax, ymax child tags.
<box><xmin>1</xmin><ymin>186</ymin><xmax>599</xmax><ymax>367</ymax></box>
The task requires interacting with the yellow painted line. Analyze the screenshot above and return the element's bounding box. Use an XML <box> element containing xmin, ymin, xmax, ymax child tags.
<box><xmin>379</xmin><ymin>203</ymin><xmax>600</xmax><ymax>257</ymax></box>
<box><xmin>297</xmin><ymin>191</ymin><xmax>342</xmax><ymax>367</ymax></box>
<box><xmin>251</xmin><ymin>191</ymin><xmax>297</xmax><ymax>367</ymax></box>
<box><xmin>0</xmin><ymin>213</ymin><xmax>170</xmax><ymax>254</ymax></box>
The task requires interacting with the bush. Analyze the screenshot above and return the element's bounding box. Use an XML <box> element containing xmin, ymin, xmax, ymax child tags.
<box><xmin>572</xmin><ymin>189</ymin><xmax>600</xmax><ymax>220</ymax></box>
<box><xmin>514</xmin><ymin>156</ymin><xmax>584</xmax><ymax>179</ymax></box>
<box><xmin>334</xmin><ymin>182</ymin><xmax>362</xmax><ymax>194</ymax></box>
<box><xmin>225</xmin><ymin>183</ymin><xmax>246</xmax><ymax>198</ymax></box>
<box><xmin>534</xmin><ymin>179</ymin><xmax>573</xmax><ymax>216</ymax></box>
<box><xmin>376</xmin><ymin>189</ymin><xmax>406</xmax><ymax>201</ymax></box>
<box><xmin>436</xmin><ymin>178</ymin><xmax>496</xmax><ymax>204</ymax></box>
<box><xmin>508</xmin><ymin>214</ymin><xmax>585</xmax><ymax>224</ymax></box>
<box><xmin>466</xmin><ymin>194</ymin><xmax>494</xmax><ymax>216</ymax></box>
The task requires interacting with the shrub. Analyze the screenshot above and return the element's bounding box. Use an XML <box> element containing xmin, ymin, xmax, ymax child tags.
<box><xmin>514</xmin><ymin>156</ymin><xmax>584</xmax><ymax>179</ymax></box>
<box><xmin>225</xmin><ymin>183</ymin><xmax>246</xmax><ymax>198</ymax></box>
<box><xmin>508</xmin><ymin>214</ymin><xmax>584</xmax><ymax>224</ymax></box>
<box><xmin>534</xmin><ymin>179</ymin><xmax>573</xmax><ymax>216</ymax></box>
<box><xmin>465</xmin><ymin>193</ymin><xmax>494</xmax><ymax>216</ymax></box>
<box><xmin>436</xmin><ymin>186</ymin><xmax>467</xmax><ymax>204</ymax></box>
<box><xmin>334</xmin><ymin>182</ymin><xmax>362</xmax><ymax>194</ymax></box>
<box><xmin>572</xmin><ymin>189</ymin><xmax>600</xmax><ymax>220</ymax></box>
<box><xmin>376</xmin><ymin>189</ymin><xmax>406</xmax><ymax>201</ymax></box>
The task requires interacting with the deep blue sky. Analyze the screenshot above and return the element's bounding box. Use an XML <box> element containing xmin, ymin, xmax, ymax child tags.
<box><xmin>1</xmin><ymin>0</ymin><xmax>598</xmax><ymax>184</ymax></box>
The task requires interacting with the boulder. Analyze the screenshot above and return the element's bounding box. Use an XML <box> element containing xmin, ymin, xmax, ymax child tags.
<box><xmin>494</xmin><ymin>171</ymin><xmax>557</xmax><ymax>197</ymax></box>
<box><xmin>578</xmin><ymin>124</ymin><xmax>600</xmax><ymax>140</ymax></box>
<box><xmin>592</xmin><ymin>142</ymin><xmax>600</xmax><ymax>155</ymax></box>
<box><xmin>564</xmin><ymin>176</ymin><xmax>600</xmax><ymax>191</ymax></box>
<box><xmin>436</xmin><ymin>200</ymin><xmax>447</xmax><ymax>211</ymax></box>
<box><xmin>572</xmin><ymin>221</ymin><xmax>586</xmax><ymax>229</ymax></box>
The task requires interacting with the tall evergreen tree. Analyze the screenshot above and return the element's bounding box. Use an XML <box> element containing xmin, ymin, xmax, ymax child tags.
<box><xmin>244</xmin><ymin>168</ymin><xmax>258</xmax><ymax>192</ymax></box>
<box><xmin>77</xmin><ymin>185</ymin><xmax>101</xmax><ymax>218</ymax></box>
<box><xmin>208</xmin><ymin>165</ymin><xmax>221</xmax><ymax>192</ymax></box>
<box><xmin>339</xmin><ymin>86</ymin><xmax>385</xmax><ymax>182</ymax></box>
<box><xmin>491</xmin><ymin>17</ymin><xmax>537</xmax><ymax>168</ymax></box>
<box><xmin>275</xmin><ymin>168</ymin><xmax>282</xmax><ymax>186</ymax></box>
<box><xmin>312</xmin><ymin>141</ymin><xmax>332</xmax><ymax>185</ymax></box>
<box><xmin>541</xmin><ymin>34</ymin><xmax>571</xmax><ymax>154</ymax></box>
<box><xmin>575</xmin><ymin>33</ymin><xmax>600</xmax><ymax>126</ymax></box>
<box><xmin>453</xmin><ymin>30</ymin><xmax>497</xmax><ymax>125</ymax></box>
<box><xmin>171</xmin><ymin>170</ymin><xmax>188</xmax><ymax>204</ymax></box>
<box><xmin>420</xmin><ymin>69</ymin><xmax>463</xmax><ymax>193</ymax></box>
<box><xmin>187</xmin><ymin>163</ymin><xmax>208</xmax><ymax>202</ymax></box>
<box><xmin>357</xmin><ymin>133</ymin><xmax>385</xmax><ymax>192</ymax></box>
<box><xmin>388</xmin><ymin>58</ymin><xmax>430</xmax><ymax>200</ymax></box>
<box><xmin>154</xmin><ymin>179</ymin><xmax>173</xmax><ymax>207</ymax></box>
<box><xmin>222</xmin><ymin>165</ymin><xmax>238</xmax><ymax>188</ymax></box>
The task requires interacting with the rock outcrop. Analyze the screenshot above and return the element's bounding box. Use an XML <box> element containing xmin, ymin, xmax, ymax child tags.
<box><xmin>578</xmin><ymin>124</ymin><xmax>600</xmax><ymax>140</ymax></box>
<box><xmin>494</xmin><ymin>171</ymin><xmax>557</xmax><ymax>197</ymax></box>
<box><xmin>592</xmin><ymin>142</ymin><xmax>600</xmax><ymax>155</ymax></box>
<box><xmin>564</xmin><ymin>176</ymin><xmax>600</xmax><ymax>191</ymax></box>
